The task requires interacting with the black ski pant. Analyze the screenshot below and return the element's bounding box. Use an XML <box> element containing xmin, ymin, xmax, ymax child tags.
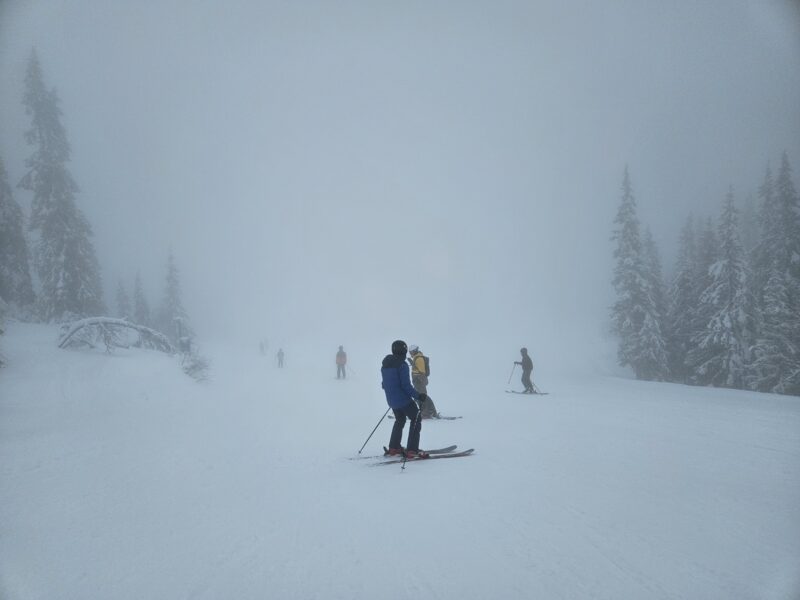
<box><xmin>389</xmin><ymin>401</ymin><xmax>421</xmax><ymax>451</ymax></box>
<box><xmin>521</xmin><ymin>370</ymin><xmax>534</xmax><ymax>392</ymax></box>
<box><xmin>337</xmin><ymin>365</ymin><xmax>346</xmax><ymax>379</ymax></box>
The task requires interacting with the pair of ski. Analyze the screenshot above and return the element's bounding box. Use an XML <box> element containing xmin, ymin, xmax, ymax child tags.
<box><xmin>387</xmin><ymin>414</ymin><xmax>462</xmax><ymax>420</ymax></box>
<box><xmin>505</xmin><ymin>390</ymin><xmax>549</xmax><ymax>395</ymax></box>
<box><xmin>350</xmin><ymin>444</ymin><xmax>472</xmax><ymax>461</ymax></box>
<box><xmin>370</xmin><ymin>445</ymin><xmax>474</xmax><ymax>466</ymax></box>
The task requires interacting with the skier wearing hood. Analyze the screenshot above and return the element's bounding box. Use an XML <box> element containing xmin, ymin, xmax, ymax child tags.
<box><xmin>381</xmin><ymin>340</ymin><xmax>429</xmax><ymax>458</ymax></box>
<box><xmin>408</xmin><ymin>344</ymin><xmax>439</xmax><ymax>418</ymax></box>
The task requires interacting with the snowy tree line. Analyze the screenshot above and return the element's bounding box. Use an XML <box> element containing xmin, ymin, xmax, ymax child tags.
<box><xmin>0</xmin><ymin>49</ymin><xmax>193</xmax><ymax>351</ymax></box>
<box><xmin>611</xmin><ymin>157</ymin><xmax>800</xmax><ymax>396</ymax></box>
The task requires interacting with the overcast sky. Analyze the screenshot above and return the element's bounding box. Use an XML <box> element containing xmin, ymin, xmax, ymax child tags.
<box><xmin>1</xmin><ymin>1</ymin><xmax>799</xmax><ymax>370</ymax></box>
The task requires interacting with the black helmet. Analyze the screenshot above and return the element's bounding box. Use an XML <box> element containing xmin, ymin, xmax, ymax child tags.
<box><xmin>391</xmin><ymin>340</ymin><xmax>408</xmax><ymax>356</ymax></box>
<box><xmin>520</xmin><ymin>347</ymin><xmax>528</xmax><ymax>354</ymax></box>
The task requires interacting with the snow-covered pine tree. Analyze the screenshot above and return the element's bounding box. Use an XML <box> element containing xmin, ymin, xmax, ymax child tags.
<box><xmin>685</xmin><ymin>217</ymin><xmax>719</xmax><ymax>381</ymax></box>
<box><xmin>611</xmin><ymin>168</ymin><xmax>645</xmax><ymax>374</ymax></box>
<box><xmin>775</xmin><ymin>153</ymin><xmax>800</xmax><ymax>324</ymax></box>
<box><xmin>667</xmin><ymin>216</ymin><xmax>697</xmax><ymax>383</ymax></box>
<box><xmin>776</xmin><ymin>153</ymin><xmax>800</xmax><ymax>395</ymax></box>
<box><xmin>644</xmin><ymin>229</ymin><xmax>668</xmax><ymax>324</ymax></box>
<box><xmin>739</xmin><ymin>194</ymin><xmax>759</xmax><ymax>258</ymax></box>
<box><xmin>156</xmin><ymin>250</ymin><xmax>192</xmax><ymax>344</ymax></box>
<box><xmin>116</xmin><ymin>280</ymin><xmax>132</xmax><ymax>320</ymax></box>
<box><xmin>133</xmin><ymin>272</ymin><xmax>151</xmax><ymax>327</ymax></box>
<box><xmin>641</xmin><ymin>228</ymin><xmax>669</xmax><ymax>380</ymax></box>
<box><xmin>775</xmin><ymin>152</ymin><xmax>800</xmax><ymax>277</ymax></box>
<box><xmin>610</xmin><ymin>168</ymin><xmax>666</xmax><ymax>379</ymax></box>
<box><xmin>748</xmin><ymin>266</ymin><xmax>800</xmax><ymax>394</ymax></box>
<box><xmin>686</xmin><ymin>189</ymin><xmax>756</xmax><ymax>389</ymax></box>
<box><xmin>0</xmin><ymin>156</ymin><xmax>35</xmax><ymax>311</ymax></box>
<box><xmin>19</xmin><ymin>49</ymin><xmax>104</xmax><ymax>321</ymax></box>
<box><xmin>750</xmin><ymin>165</ymin><xmax>778</xmax><ymax>300</ymax></box>
<box><xmin>749</xmin><ymin>153</ymin><xmax>800</xmax><ymax>395</ymax></box>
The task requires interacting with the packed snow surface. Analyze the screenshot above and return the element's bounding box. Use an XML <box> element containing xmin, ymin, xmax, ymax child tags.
<box><xmin>1</xmin><ymin>323</ymin><xmax>799</xmax><ymax>599</ymax></box>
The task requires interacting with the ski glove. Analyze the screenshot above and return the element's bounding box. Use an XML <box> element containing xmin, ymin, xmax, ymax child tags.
<box><xmin>417</xmin><ymin>393</ymin><xmax>428</xmax><ymax>404</ymax></box>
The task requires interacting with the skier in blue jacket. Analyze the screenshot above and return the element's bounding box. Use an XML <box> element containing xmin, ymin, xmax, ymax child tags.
<box><xmin>381</xmin><ymin>340</ymin><xmax>430</xmax><ymax>458</ymax></box>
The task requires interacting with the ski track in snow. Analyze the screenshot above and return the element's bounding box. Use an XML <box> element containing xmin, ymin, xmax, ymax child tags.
<box><xmin>1</xmin><ymin>323</ymin><xmax>799</xmax><ymax>599</ymax></box>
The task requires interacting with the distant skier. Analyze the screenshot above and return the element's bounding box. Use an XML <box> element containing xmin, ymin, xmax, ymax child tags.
<box><xmin>381</xmin><ymin>340</ymin><xmax>429</xmax><ymax>458</ymax></box>
<box><xmin>408</xmin><ymin>345</ymin><xmax>439</xmax><ymax>418</ymax></box>
<box><xmin>277</xmin><ymin>348</ymin><xmax>284</xmax><ymax>368</ymax></box>
<box><xmin>515</xmin><ymin>347</ymin><xmax>534</xmax><ymax>393</ymax></box>
<box><xmin>336</xmin><ymin>345</ymin><xmax>347</xmax><ymax>379</ymax></box>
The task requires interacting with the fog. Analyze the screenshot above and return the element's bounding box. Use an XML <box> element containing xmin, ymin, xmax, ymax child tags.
<box><xmin>1</xmin><ymin>1</ymin><xmax>799</xmax><ymax>373</ymax></box>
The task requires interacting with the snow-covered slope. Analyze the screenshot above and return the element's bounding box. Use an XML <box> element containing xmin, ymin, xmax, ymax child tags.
<box><xmin>1</xmin><ymin>322</ymin><xmax>798</xmax><ymax>599</ymax></box>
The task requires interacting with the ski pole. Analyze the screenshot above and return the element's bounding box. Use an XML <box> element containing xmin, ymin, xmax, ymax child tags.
<box><xmin>358</xmin><ymin>407</ymin><xmax>391</xmax><ymax>454</ymax></box>
<box><xmin>507</xmin><ymin>363</ymin><xmax>517</xmax><ymax>384</ymax></box>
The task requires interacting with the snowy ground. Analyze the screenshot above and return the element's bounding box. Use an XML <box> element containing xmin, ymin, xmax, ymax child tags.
<box><xmin>1</xmin><ymin>322</ymin><xmax>799</xmax><ymax>600</ymax></box>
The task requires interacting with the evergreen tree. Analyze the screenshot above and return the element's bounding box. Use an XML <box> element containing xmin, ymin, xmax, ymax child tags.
<box><xmin>775</xmin><ymin>152</ymin><xmax>800</xmax><ymax>272</ymax></box>
<box><xmin>687</xmin><ymin>189</ymin><xmax>756</xmax><ymax>388</ymax></box>
<box><xmin>694</xmin><ymin>218</ymin><xmax>720</xmax><ymax>293</ymax></box>
<box><xmin>685</xmin><ymin>217</ymin><xmax>719</xmax><ymax>379</ymax></box>
<box><xmin>643</xmin><ymin>229</ymin><xmax>668</xmax><ymax>322</ymax></box>
<box><xmin>774</xmin><ymin>153</ymin><xmax>800</xmax><ymax>311</ymax></box>
<box><xmin>0</xmin><ymin>156</ymin><xmax>35</xmax><ymax>309</ymax></box>
<box><xmin>667</xmin><ymin>216</ymin><xmax>697</xmax><ymax>383</ymax></box>
<box><xmin>775</xmin><ymin>153</ymin><xmax>800</xmax><ymax>395</ymax></box>
<box><xmin>116</xmin><ymin>280</ymin><xmax>131</xmax><ymax>320</ymax></box>
<box><xmin>749</xmin><ymin>153</ymin><xmax>800</xmax><ymax>395</ymax></box>
<box><xmin>749</xmin><ymin>266</ymin><xmax>800</xmax><ymax>393</ymax></box>
<box><xmin>751</xmin><ymin>165</ymin><xmax>778</xmax><ymax>300</ymax></box>
<box><xmin>739</xmin><ymin>194</ymin><xmax>759</xmax><ymax>257</ymax></box>
<box><xmin>133</xmin><ymin>272</ymin><xmax>151</xmax><ymax>327</ymax></box>
<box><xmin>19</xmin><ymin>49</ymin><xmax>104</xmax><ymax>321</ymax></box>
<box><xmin>610</xmin><ymin>168</ymin><xmax>666</xmax><ymax>379</ymax></box>
<box><xmin>157</xmin><ymin>250</ymin><xmax>192</xmax><ymax>343</ymax></box>
<box><xmin>641</xmin><ymin>228</ymin><xmax>669</xmax><ymax>380</ymax></box>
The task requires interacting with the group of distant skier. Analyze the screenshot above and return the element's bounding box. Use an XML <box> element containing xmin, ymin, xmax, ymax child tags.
<box><xmin>262</xmin><ymin>337</ymin><xmax>538</xmax><ymax>460</ymax></box>
<box><xmin>259</xmin><ymin>339</ymin><xmax>285</xmax><ymax>368</ymax></box>
<box><xmin>378</xmin><ymin>340</ymin><xmax>539</xmax><ymax>460</ymax></box>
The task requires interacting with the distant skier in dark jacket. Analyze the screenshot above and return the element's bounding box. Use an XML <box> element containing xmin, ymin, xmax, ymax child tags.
<box><xmin>381</xmin><ymin>340</ymin><xmax>429</xmax><ymax>458</ymax></box>
<box><xmin>336</xmin><ymin>345</ymin><xmax>347</xmax><ymax>379</ymax></box>
<box><xmin>515</xmin><ymin>347</ymin><xmax>534</xmax><ymax>393</ymax></box>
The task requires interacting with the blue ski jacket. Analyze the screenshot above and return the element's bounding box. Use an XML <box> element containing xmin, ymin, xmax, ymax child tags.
<box><xmin>381</xmin><ymin>354</ymin><xmax>421</xmax><ymax>409</ymax></box>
